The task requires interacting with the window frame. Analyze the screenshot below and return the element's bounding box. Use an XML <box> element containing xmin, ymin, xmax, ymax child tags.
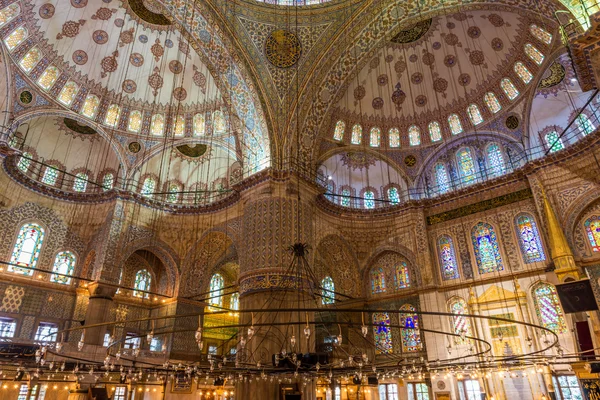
<box><xmin>379</xmin><ymin>383</ymin><xmax>399</xmax><ymax>400</ymax></box>
<box><xmin>34</xmin><ymin>321</ymin><xmax>59</xmax><ymax>342</ymax></box>
<box><xmin>407</xmin><ymin>382</ymin><xmax>430</xmax><ymax>400</ymax></box>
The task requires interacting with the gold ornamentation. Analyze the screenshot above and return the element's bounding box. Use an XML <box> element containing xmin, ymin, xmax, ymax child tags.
<box><xmin>390</xmin><ymin>19</ymin><xmax>433</xmax><ymax>44</ymax></box>
<box><xmin>128</xmin><ymin>142</ymin><xmax>141</xmax><ymax>153</ymax></box>
<box><xmin>265</xmin><ymin>29</ymin><xmax>302</xmax><ymax>69</ymax></box>
<box><xmin>538</xmin><ymin>62</ymin><xmax>566</xmax><ymax>89</ymax></box>
<box><xmin>404</xmin><ymin>155</ymin><xmax>417</xmax><ymax>167</ymax></box>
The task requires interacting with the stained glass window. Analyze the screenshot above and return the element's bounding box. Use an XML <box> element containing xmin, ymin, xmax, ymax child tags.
<box><xmin>467</xmin><ymin>104</ymin><xmax>483</xmax><ymax>126</ymax></box>
<box><xmin>81</xmin><ymin>95</ymin><xmax>100</xmax><ymax>119</ymax></box>
<box><xmin>449</xmin><ymin>297</ymin><xmax>472</xmax><ymax>340</ymax></box>
<box><xmin>484</xmin><ymin>92</ymin><xmax>502</xmax><ymax>114</ymax></box>
<box><xmin>213</xmin><ymin>110</ymin><xmax>226</xmax><ymax>134</ymax></box>
<box><xmin>373</xmin><ymin>312</ymin><xmax>392</xmax><ymax>354</ymax></box>
<box><xmin>17</xmin><ymin>152</ymin><xmax>31</xmax><ymax>173</ymax></box>
<box><xmin>50</xmin><ymin>251</ymin><xmax>75</xmax><ymax>284</ymax></box>
<box><xmin>102</xmin><ymin>173</ymin><xmax>114</xmax><ymax>191</ymax></box>
<box><xmin>577</xmin><ymin>114</ymin><xmax>595</xmax><ymax>136</ymax></box>
<box><xmin>351</xmin><ymin>124</ymin><xmax>362</xmax><ymax>145</ymax></box>
<box><xmin>141</xmin><ymin>177</ymin><xmax>156</xmax><ymax>198</ymax></box>
<box><xmin>73</xmin><ymin>173</ymin><xmax>88</xmax><ymax>192</ymax></box>
<box><xmin>516</xmin><ymin>214</ymin><xmax>545</xmax><ymax>263</ymax></box>
<box><xmin>408</xmin><ymin>125</ymin><xmax>421</xmax><ymax>146</ymax></box>
<box><xmin>501</xmin><ymin>78</ymin><xmax>519</xmax><ymax>100</ymax></box>
<box><xmin>525</xmin><ymin>43</ymin><xmax>544</xmax><ymax>65</ymax></box>
<box><xmin>457</xmin><ymin>147</ymin><xmax>476</xmax><ymax>184</ymax></box>
<box><xmin>42</xmin><ymin>166</ymin><xmax>59</xmax><ymax>186</ymax></box>
<box><xmin>387</xmin><ymin>187</ymin><xmax>400</xmax><ymax>205</ymax></box>
<box><xmin>394</xmin><ymin>262</ymin><xmax>410</xmax><ymax>289</ymax></box>
<box><xmin>230</xmin><ymin>293</ymin><xmax>239</xmax><ymax>310</ymax></box>
<box><xmin>530</xmin><ymin>24</ymin><xmax>553</xmax><ymax>45</ymax></box>
<box><xmin>4</xmin><ymin>26</ymin><xmax>27</xmax><ymax>51</ymax></box>
<box><xmin>0</xmin><ymin>3</ymin><xmax>20</xmax><ymax>28</ymax></box>
<box><xmin>10</xmin><ymin>223</ymin><xmax>45</xmax><ymax>275</ymax></box>
<box><xmin>486</xmin><ymin>143</ymin><xmax>506</xmax><ymax>177</ymax></box>
<box><xmin>37</xmin><ymin>66</ymin><xmax>59</xmax><ymax>91</ymax></box>
<box><xmin>389</xmin><ymin>128</ymin><xmax>400</xmax><ymax>148</ymax></box>
<box><xmin>321</xmin><ymin>276</ymin><xmax>335</xmax><ymax>304</ymax></box>
<box><xmin>151</xmin><ymin>114</ymin><xmax>165</xmax><ymax>136</ymax></box>
<box><xmin>193</xmin><ymin>113</ymin><xmax>205</xmax><ymax>136</ymax></box>
<box><xmin>448</xmin><ymin>114</ymin><xmax>463</xmax><ymax>135</ymax></box>
<box><xmin>429</xmin><ymin>122</ymin><xmax>442</xmax><ymax>142</ymax></box>
<box><xmin>438</xmin><ymin>235</ymin><xmax>459</xmax><ymax>280</ymax></box>
<box><xmin>545</xmin><ymin>131</ymin><xmax>565</xmax><ymax>153</ymax></box>
<box><xmin>209</xmin><ymin>273</ymin><xmax>224</xmax><ymax>308</ymax></box>
<box><xmin>435</xmin><ymin>163</ymin><xmax>450</xmax><ymax>194</ymax></box>
<box><xmin>532</xmin><ymin>283</ymin><xmax>567</xmax><ymax>333</ymax></box>
<box><xmin>174</xmin><ymin>115</ymin><xmax>185</xmax><ymax>136</ymax></box>
<box><xmin>133</xmin><ymin>269</ymin><xmax>151</xmax><ymax>298</ymax></box>
<box><xmin>341</xmin><ymin>188</ymin><xmax>351</xmax><ymax>207</ymax></box>
<box><xmin>128</xmin><ymin>110</ymin><xmax>142</xmax><ymax>133</ymax></box>
<box><xmin>334</xmin><ymin>121</ymin><xmax>345</xmax><ymax>141</ymax></box>
<box><xmin>371</xmin><ymin>267</ymin><xmax>386</xmax><ymax>294</ymax></box>
<box><xmin>105</xmin><ymin>104</ymin><xmax>121</xmax><ymax>127</ymax></box>
<box><xmin>514</xmin><ymin>62</ymin><xmax>533</xmax><ymax>84</ymax></box>
<box><xmin>19</xmin><ymin>47</ymin><xmax>41</xmax><ymax>73</ymax></box>
<box><xmin>364</xmin><ymin>190</ymin><xmax>375</xmax><ymax>209</ymax></box>
<box><xmin>584</xmin><ymin>216</ymin><xmax>600</xmax><ymax>251</ymax></box>
<box><xmin>57</xmin><ymin>81</ymin><xmax>78</xmax><ymax>107</ymax></box>
<box><xmin>370</xmin><ymin>127</ymin><xmax>381</xmax><ymax>147</ymax></box>
<box><xmin>167</xmin><ymin>184</ymin><xmax>179</xmax><ymax>203</ymax></box>
<box><xmin>399</xmin><ymin>304</ymin><xmax>422</xmax><ymax>353</ymax></box>
<box><xmin>35</xmin><ymin>322</ymin><xmax>58</xmax><ymax>342</ymax></box>
<box><xmin>471</xmin><ymin>222</ymin><xmax>504</xmax><ymax>274</ymax></box>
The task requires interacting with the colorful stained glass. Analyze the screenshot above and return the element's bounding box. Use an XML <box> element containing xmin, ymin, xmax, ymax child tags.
<box><xmin>150</xmin><ymin>114</ymin><xmax>165</xmax><ymax>136</ymax></box>
<box><xmin>128</xmin><ymin>110</ymin><xmax>142</xmax><ymax>133</ymax></box>
<box><xmin>438</xmin><ymin>235</ymin><xmax>459</xmax><ymax>280</ymax></box>
<box><xmin>4</xmin><ymin>26</ymin><xmax>27</xmax><ymax>51</ymax></box>
<box><xmin>525</xmin><ymin>43</ymin><xmax>544</xmax><ymax>65</ymax></box>
<box><xmin>435</xmin><ymin>163</ymin><xmax>450</xmax><ymax>194</ymax></box>
<box><xmin>213</xmin><ymin>110</ymin><xmax>226</xmax><ymax>134</ymax></box>
<box><xmin>399</xmin><ymin>304</ymin><xmax>422</xmax><ymax>353</ymax></box>
<box><xmin>449</xmin><ymin>297</ymin><xmax>472</xmax><ymax>340</ymax></box>
<box><xmin>545</xmin><ymin>131</ymin><xmax>564</xmax><ymax>153</ymax></box>
<box><xmin>429</xmin><ymin>122</ymin><xmax>442</xmax><ymax>142</ymax></box>
<box><xmin>9</xmin><ymin>223</ymin><xmax>45</xmax><ymax>275</ymax></box>
<box><xmin>351</xmin><ymin>124</ymin><xmax>362</xmax><ymax>145</ymax></box>
<box><xmin>321</xmin><ymin>276</ymin><xmax>335</xmax><ymax>304</ymax></box>
<box><xmin>467</xmin><ymin>104</ymin><xmax>483</xmax><ymax>125</ymax></box>
<box><xmin>17</xmin><ymin>153</ymin><xmax>31</xmax><ymax>173</ymax></box>
<box><xmin>50</xmin><ymin>251</ymin><xmax>75</xmax><ymax>284</ymax></box>
<box><xmin>174</xmin><ymin>115</ymin><xmax>185</xmax><ymax>136</ymax></box>
<box><xmin>486</xmin><ymin>143</ymin><xmax>506</xmax><ymax>177</ymax></box>
<box><xmin>167</xmin><ymin>184</ymin><xmax>179</xmax><ymax>203</ymax></box>
<box><xmin>514</xmin><ymin>62</ymin><xmax>533</xmax><ymax>84</ymax></box>
<box><xmin>501</xmin><ymin>78</ymin><xmax>519</xmax><ymax>100</ymax></box>
<box><xmin>370</xmin><ymin>127</ymin><xmax>381</xmax><ymax>147</ymax></box>
<box><xmin>484</xmin><ymin>92</ymin><xmax>502</xmax><ymax>114</ymax></box>
<box><xmin>530</xmin><ymin>24</ymin><xmax>553</xmax><ymax>45</ymax></box>
<box><xmin>472</xmin><ymin>222</ymin><xmax>504</xmax><ymax>274</ymax></box>
<box><xmin>230</xmin><ymin>293</ymin><xmax>239</xmax><ymax>310</ymax></box>
<box><xmin>102</xmin><ymin>173</ymin><xmax>114</xmax><ymax>191</ymax></box>
<box><xmin>448</xmin><ymin>114</ymin><xmax>463</xmax><ymax>135</ymax></box>
<box><xmin>193</xmin><ymin>113</ymin><xmax>205</xmax><ymax>136</ymax></box>
<box><xmin>42</xmin><ymin>166</ymin><xmax>58</xmax><ymax>186</ymax></box>
<box><xmin>334</xmin><ymin>120</ymin><xmax>345</xmax><ymax>141</ymax></box>
<box><xmin>81</xmin><ymin>95</ymin><xmax>100</xmax><ymax>119</ymax></box>
<box><xmin>364</xmin><ymin>190</ymin><xmax>375</xmax><ymax>209</ymax></box>
<box><xmin>133</xmin><ymin>269</ymin><xmax>151</xmax><ymax>298</ymax></box>
<box><xmin>57</xmin><ymin>81</ymin><xmax>78</xmax><ymax>107</ymax></box>
<box><xmin>0</xmin><ymin>4</ymin><xmax>20</xmax><ymax>28</ymax></box>
<box><xmin>341</xmin><ymin>188</ymin><xmax>351</xmax><ymax>207</ymax></box>
<box><xmin>394</xmin><ymin>262</ymin><xmax>410</xmax><ymax>289</ymax></box>
<box><xmin>389</xmin><ymin>128</ymin><xmax>400</xmax><ymax>147</ymax></box>
<box><xmin>584</xmin><ymin>216</ymin><xmax>600</xmax><ymax>251</ymax></box>
<box><xmin>371</xmin><ymin>267</ymin><xmax>386</xmax><ymax>294</ymax></box>
<box><xmin>387</xmin><ymin>187</ymin><xmax>400</xmax><ymax>205</ymax></box>
<box><xmin>533</xmin><ymin>283</ymin><xmax>567</xmax><ymax>333</ymax></box>
<box><xmin>373</xmin><ymin>312</ymin><xmax>392</xmax><ymax>354</ymax></box>
<box><xmin>209</xmin><ymin>273</ymin><xmax>224</xmax><ymax>308</ymax></box>
<box><xmin>37</xmin><ymin>66</ymin><xmax>59</xmax><ymax>91</ymax></box>
<box><xmin>73</xmin><ymin>173</ymin><xmax>88</xmax><ymax>192</ymax></box>
<box><xmin>577</xmin><ymin>114</ymin><xmax>595</xmax><ymax>136</ymax></box>
<box><xmin>457</xmin><ymin>147</ymin><xmax>476</xmax><ymax>184</ymax></box>
<box><xmin>105</xmin><ymin>104</ymin><xmax>121</xmax><ymax>127</ymax></box>
<box><xmin>408</xmin><ymin>125</ymin><xmax>421</xmax><ymax>146</ymax></box>
<box><xmin>516</xmin><ymin>214</ymin><xmax>545</xmax><ymax>263</ymax></box>
<box><xmin>141</xmin><ymin>177</ymin><xmax>156</xmax><ymax>197</ymax></box>
<box><xmin>19</xmin><ymin>47</ymin><xmax>41</xmax><ymax>73</ymax></box>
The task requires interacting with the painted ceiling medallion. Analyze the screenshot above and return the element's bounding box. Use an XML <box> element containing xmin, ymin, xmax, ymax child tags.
<box><xmin>391</xmin><ymin>19</ymin><xmax>432</xmax><ymax>44</ymax></box>
<box><xmin>539</xmin><ymin>62</ymin><xmax>566</xmax><ymax>89</ymax></box>
<box><xmin>340</xmin><ymin>152</ymin><xmax>377</xmax><ymax>171</ymax></box>
<box><xmin>264</xmin><ymin>29</ymin><xmax>302</xmax><ymax>69</ymax></box>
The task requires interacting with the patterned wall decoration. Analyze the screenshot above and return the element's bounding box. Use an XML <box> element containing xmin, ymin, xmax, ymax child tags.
<box><xmin>315</xmin><ymin>234</ymin><xmax>361</xmax><ymax>298</ymax></box>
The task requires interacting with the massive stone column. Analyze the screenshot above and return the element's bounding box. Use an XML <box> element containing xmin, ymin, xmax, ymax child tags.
<box><xmin>82</xmin><ymin>282</ymin><xmax>118</xmax><ymax>346</ymax></box>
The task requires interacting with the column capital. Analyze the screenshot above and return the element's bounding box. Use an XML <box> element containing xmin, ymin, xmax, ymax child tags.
<box><xmin>86</xmin><ymin>281</ymin><xmax>118</xmax><ymax>299</ymax></box>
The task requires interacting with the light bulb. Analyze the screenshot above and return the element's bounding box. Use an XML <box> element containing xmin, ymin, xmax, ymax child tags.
<box><xmin>147</xmin><ymin>331</ymin><xmax>154</xmax><ymax>342</ymax></box>
<box><xmin>195</xmin><ymin>327</ymin><xmax>203</xmax><ymax>342</ymax></box>
<box><xmin>304</xmin><ymin>326</ymin><xmax>311</xmax><ymax>339</ymax></box>
<box><xmin>248</xmin><ymin>326</ymin><xmax>255</xmax><ymax>339</ymax></box>
<box><xmin>361</xmin><ymin>325</ymin><xmax>368</xmax><ymax>337</ymax></box>
<box><xmin>290</xmin><ymin>335</ymin><xmax>296</xmax><ymax>347</ymax></box>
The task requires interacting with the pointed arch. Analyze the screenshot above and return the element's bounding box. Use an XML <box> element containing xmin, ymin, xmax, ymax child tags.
<box><xmin>471</xmin><ymin>222</ymin><xmax>504</xmax><ymax>274</ymax></box>
<box><xmin>9</xmin><ymin>223</ymin><xmax>45</xmax><ymax>275</ymax></box>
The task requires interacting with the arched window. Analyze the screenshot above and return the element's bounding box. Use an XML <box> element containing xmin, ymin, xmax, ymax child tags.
<box><xmin>151</xmin><ymin>114</ymin><xmax>165</xmax><ymax>136</ymax></box>
<box><xmin>530</xmin><ymin>24</ymin><xmax>553</xmax><ymax>45</ymax></box>
<box><xmin>133</xmin><ymin>269</ymin><xmax>151</xmax><ymax>298</ymax></box>
<box><xmin>448</xmin><ymin>297</ymin><xmax>472</xmax><ymax>339</ymax></box>
<box><xmin>104</xmin><ymin>104</ymin><xmax>121</xmax><ymax>127</ymax></box>
<box><xmin>387</xmin><ymin>187</ymin><xmax>400</xmax><ymax>205</ymax></box>
<box><xmin>435</xmin><ymin>163</ymin><xmax>450</xmax><ymax>194</ymax></box>
<box><xmin>17</xmin><ymin>152</ymin><xmax>31</xmax><ymax>173</ymax></box>
<box><xmin>141</xmin><ymin>177</ymin><xmax>156</xmax><ymax>198</ymax></box>
<box><xmin>351</xmin><ymin>124</ymin><xmax>362</xmax><ymax>145</ymax></box>
<box><xmin>321</xmin><ymin>276</ymin><xmax>335</xmax><ymax>305</ymax></box>
<box><xmin>57</xmin><ymin>81</ymin><xmax>79</xmax><ymax>107</ymax></box>
<box><xmin>373</xmin><ymin>312</ymin><xmax>392</xmax><ymax>354</ymax></box>
<box><xmin>173</xmin><ymin>115</ymin><xmax>185</xmax><ymax>136</ymax></box>
<box><xmin>102</xmin><ymin>173</ymin><xmax>114</xmax><ymax>191</ymax></box>
<box><xmin>19</xmin><ymin>47</ymin><xmax>41</xmax><ymax>73</ymax></box>
<box><xmin>457</xmin><ymin>147</ymin><xmax>476</xmax><ymax>184</ymax></box>
<box><xmin>9</xmin><ymin>223</ymin><xmax>45</xmax><ymax>275</ymax></box>
<box><xmin>399</xmin><ymin>304</ymin><xmax>422</xmax><ymax>352</ymax></box>
<box><xmin>448</xmin><ymin>114</ymin><xmax>463</xmax><ymax>135</ymax></box>
<box><xmin>42</xmin><ymin>166</ymin><xmax>59</xmax><ymax>186</ymax></box>
<box><xmin>4</xmin><ymin>26</ymin><xmax>27</xmax><ymax>51</ymax></box>
<box><xmin>429</xmin><ymin>122</ymin><xmax>442</xmax><ymax>142</ymax></box>
<box><xmin>128</xmin><ymin>111</ymin><xmax>142</xmax><ymax>133</ymax></box>
<box><xmin>484</xmin><ymin>92</ymin><xmax>502</xmax><ymax>114</ymax></box>
<box><xmin>500</xmin><ymin>78</ymin><xmax>519</xmax><ymax>100</ymax></box>
<box><xmin>516</xmin><ymin>215</ymin><xmax>545</xmax><ymax>263</ymax></box>
<box><xmin>472</xmin><ymin>222</ymin><xmax>504</xmax><ymax>274</ymax></box>
<box><xmin>81</xmin><ymin>95</ymin><xmax>100</xmax><ymax>119</ymax></box>
<box><xmin>389</xmin><ymin>128</ymin><xmax>400</xmax><ymax>147</ymax></box>
<box><xmin>394</xmin><ymin>262</ymin><xmax>410</xmax><ymax>289</ymax></box>
<box><xmin>514</xmin><ymin>62</ymin><xmax>533</xmax><ymax>84</ymax></box>
<box><xmin>545</xmin><ymin>131</ymin><xmax>564</xmax><ymax>153</ymax></box>
<box><xmin>525</xmin><ymin>43</ymin><xmax>544</xmax><ymax>65</ymax></box>
<box><xmin>584</xmin><ymin>216</ymin><xmax>600</xmax><ymax>252</ymax></box>
<box><xmin>230</xmin><ymin>293</ymin><xmax>239</xmax><ymax>310</ymax></box>
<box><xmin>193</xmin><ymin>113</ymin><xmax>205</xmax><ymax>136</ymax></box>
<box><xmin>209</xmin><ymin>273</ymin><xmax>224</xmax><ymax>308</ymax></box>
<box><xmin>213</xmin><ymin>110</ymin><xmax>226</xmax><ymax>134</ymax></box>
<box><xmin>370</xmin><ymin>127</ymin><xmax>381</xmax><ymax>147</ymax></box>
<box><xmin>37</xmin><ymin>66</ymin><xmax>59</xmax><ymax>91</ymax></box>
<box><xmin>0</xmin><ymin>3</ymin><xmax>20</xmax><ymax>28</ymax></box>
<box><xmin>438</xmin><ymin>235</ymin><xmax>459</xmax><ymax>280</ymax></box>
<box><xmin>467</xmin><ymin>104</ymin><xmax>483</xmax><ymax>125</ymax></box>
<box><xmin>364</xmin><ymin>190</ymin><xmax>375</xmax><ymax>209</ymax></box>
<box><xmin>576</xmin><ymin>114</ymin><xmax>595</xmax><ymax>136</ymax></box>
<box><xmin>167</xmin><ymin>184</ymin><xmax>180</xmax><ymax>203</ymax></box>
<box><xmin>408</xmin><ymin>125</ymin><xmax>421</xmax><ymax>146</ymax></box>
<box><xmin>341</xmin><ymin>188</ymin><xmax>351</xmax><ymax>207</ymax></box>
<box><xmin>371</xmin><ymin>267</ymin><xmax>386</xmax><ymax>294</ymax></box>
<box><xmin>333</xmin><ymin>121</ymin><xmax>345</xmax><ymax>141</ymax></box>
<box><xmin>50</xmin><ymin>251</ymin><xmax>76</xmax><ymax>284</ymax></box>
<box><xmin>532</xmin><ymin>283</ymin><xmax>567</xmax><ymax>333</ymax></box>
<box><xmin>486</xmin><ymin>143</ymin><xmax>506</xmax><ymax>177</ymax></box>
<box><xmin>73</xmin><ymin>173</ymin><xmax>88</xmax><ymax>192</ymax></box>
